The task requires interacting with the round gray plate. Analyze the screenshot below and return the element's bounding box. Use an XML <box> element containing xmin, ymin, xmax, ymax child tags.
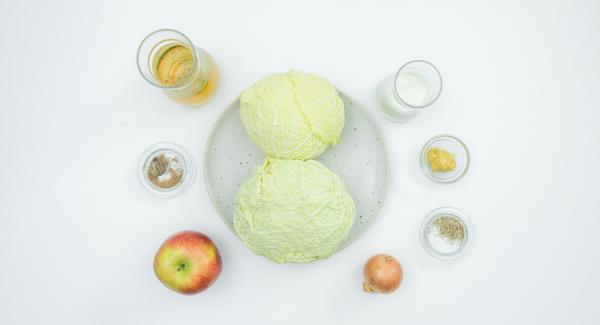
<box><xmin>204</xmin><ymin>91</ymin><xmax>389</xmax><ymax>250</ymax></box>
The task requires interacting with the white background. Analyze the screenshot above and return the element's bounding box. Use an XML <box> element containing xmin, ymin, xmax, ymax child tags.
<box><xmin>1</xmin><ymin>0</ymin><xmax>599</xmax><ymax>324</ymax></box>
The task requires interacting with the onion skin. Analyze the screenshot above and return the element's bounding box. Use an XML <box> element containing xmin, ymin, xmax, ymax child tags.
<box><xmin>362</xmin><ymin>254</ymin><xmax>403</xmax><ymax>294</ymax></box>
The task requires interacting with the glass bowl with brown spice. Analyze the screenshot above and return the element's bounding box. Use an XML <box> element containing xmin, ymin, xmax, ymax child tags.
<box><xmin>138</xmin><ymin>142</ymin><xmax>195</xmax><ymax>198</ymax></box>
<box><xmin>419</xmin><ymin>207</ymin><xmax>474</xmax><ymax>262</ymax></box>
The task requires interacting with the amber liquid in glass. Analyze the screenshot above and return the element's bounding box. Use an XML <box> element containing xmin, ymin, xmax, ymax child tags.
<box><xmin>152</xmin><ymin>43</ymin><xmax>218</xmax><ymax>107</ymax></box>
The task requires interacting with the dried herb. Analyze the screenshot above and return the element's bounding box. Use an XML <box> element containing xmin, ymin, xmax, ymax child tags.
<box><xmin>434</xmin><ymin>216</ymin><xmax>464</xmax><ymax>243</ymax></box>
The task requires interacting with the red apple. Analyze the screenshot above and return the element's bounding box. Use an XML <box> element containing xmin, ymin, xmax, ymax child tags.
<box><xmin>153</xmin><ymin>230</ymin><xmax>222</xmax><ymax>294</ymax></box>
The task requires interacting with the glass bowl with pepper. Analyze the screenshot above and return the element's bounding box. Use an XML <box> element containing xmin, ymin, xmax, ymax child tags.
<box><xmin>419</xmin><ymin>207</ymin><xmax>474</xmax><ymax>262</ymax></box>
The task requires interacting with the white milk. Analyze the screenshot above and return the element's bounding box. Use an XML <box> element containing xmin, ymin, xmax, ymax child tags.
<box><xmin>395</xmin><ymin>72</ymin><xmax>428</xmax><ymax>106</ymax></box>
<box><xmin>377</xmin><ymin>70</ymin><xmax>430</xmax><ymax>121</ymax></box>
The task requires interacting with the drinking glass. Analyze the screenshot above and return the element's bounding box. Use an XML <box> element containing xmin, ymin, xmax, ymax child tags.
<box><xmin>136</xmin><ymin>29</ymin><xmax>218</xmax><ymax>107</ymax></box>
<box><xmin>377</xmin><ymin>60</ymin><xmax>442</xmax><ymax>121</ymax></box>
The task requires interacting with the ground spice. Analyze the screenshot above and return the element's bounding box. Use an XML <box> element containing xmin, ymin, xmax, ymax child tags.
<box><xmin>433</xmin><ymin>216</ymin><xmax>465</xmax><ymax>243</ymax></box>
<box><xmin>147</xmin><ymin>154</ymin><xmax>183</xmax><ymax>189</ymax></box>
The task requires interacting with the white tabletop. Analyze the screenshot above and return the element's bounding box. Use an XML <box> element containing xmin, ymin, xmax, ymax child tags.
<box><xmin>1</xmin><ymin>0</ymin><xmax>599</xmax><ymax>324</ymax></box>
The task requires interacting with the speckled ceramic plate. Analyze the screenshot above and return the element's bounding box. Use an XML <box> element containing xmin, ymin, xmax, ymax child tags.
<box><xmin>204</xmin><ymin>91</ymin><xmax>389</xmax><ymax>250</ymax></box>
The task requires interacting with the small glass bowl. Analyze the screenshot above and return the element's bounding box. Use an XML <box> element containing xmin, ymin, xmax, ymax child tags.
<box><xmin>419</xmin><ymin>207</ymin><xmax>473</xmax><ymax>262</ymax></box>
<box><xmin>138</xmin><ymin>142</ymin><xmax>195</xmax><ymax>198</ymax></box>
<box><xmin>420</xmin><ymin>134</ymin><xmax>470</xmax><ymax>184</ymax></box>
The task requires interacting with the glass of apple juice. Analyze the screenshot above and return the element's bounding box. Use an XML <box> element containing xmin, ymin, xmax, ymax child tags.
<box><xmin>136</xmin><ymin>29</ymin><xmax>218</xmax><ymax>107</ymax></box>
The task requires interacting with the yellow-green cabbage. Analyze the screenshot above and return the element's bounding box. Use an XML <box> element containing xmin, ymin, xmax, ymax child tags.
<box><xmin>234</xmin><ymin>158</ymin><xmax>355</xmax><ymax>263</ymax></box>
<box><xmin>239</xmin><ymin>70</ymin><xmax>344</xmax><ymax>160</ymax></box>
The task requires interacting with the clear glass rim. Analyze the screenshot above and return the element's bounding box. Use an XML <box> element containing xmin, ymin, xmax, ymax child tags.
<box><xmin>420</xmin><ymin>134</ymin><xmax>470</xmax><ymax>184</ymax></box>
<box><xmin>136</xmin><ymin>29</ymin><xmax>200</xmax><ymax>90</ymax></box>
<box><xmin>393</xmin><ymin>59</ymin><xmax>443</xmax><ymax>110</ymax></box>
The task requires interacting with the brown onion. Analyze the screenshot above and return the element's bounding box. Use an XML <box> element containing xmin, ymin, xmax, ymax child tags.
<box><xmin>362</xmin><ymin>254</ymin><xmax>403</xmax><ymax>294</ymax></box>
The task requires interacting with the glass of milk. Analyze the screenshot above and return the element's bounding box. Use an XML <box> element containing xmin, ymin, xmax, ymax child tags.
<box><xmin>377</xmin><ymin>60</ymin><xmax>442</xmax><ymax>122</ymax></box>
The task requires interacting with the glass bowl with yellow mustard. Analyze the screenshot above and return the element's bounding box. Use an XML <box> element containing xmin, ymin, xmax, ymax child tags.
<box><xmin>420</xmin><ymin>135</ymin><xmax>469</xmax><ymax>184</ymax></box>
